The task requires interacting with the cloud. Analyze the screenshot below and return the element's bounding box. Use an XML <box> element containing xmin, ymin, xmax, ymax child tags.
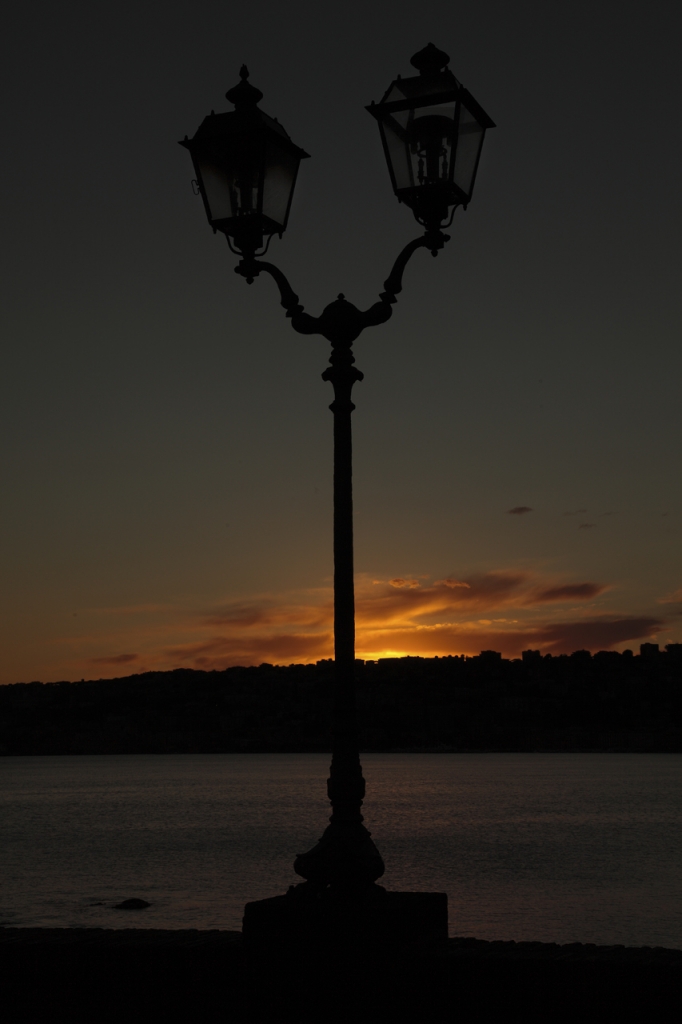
<box><xmin>564</xmin><ymin>509</ymin><xmax>587</xmax><ymax>516</ymax></box>
<box><xmin>138</xmin><ymin>570</ymin><xmax>621</xmax><ymax>670</ymax></box>
<box><xmin>70</xmin><ymin>569</ymin><xmax>659</xmax><ymax>676</ymax></box>
<box><xmin>355</xmin><ymin>572</ymin><xmax>529</xmax><ymax>625</ymax></box>
<box><xmin>532</xmin><ymin>617</ymin><xmax>662</xmax><ymax>653</ymax></box>
<box><xmin>533</xmin><ymin>583</ymin><xmax>607</xmax><ymax>602</ymax></box>
<box><xmin>89</xmin><ymin>604</ymin><xmax>172</xmax><ymax>617</ymax></box>
<box><xmin>357</xmin><ymin>572</ymin><xmax>605</xmax><ymax>622</ymax></box>
<box><xmin>658</xmin><ymin>589</ymin><xmax>682</xmax><ymax>605</ymax></box>
<box><xmin>89</xmin><ymin>653</ymin><xmax>138</xmax><ymax>665</ymax></box>
<box><xmin>204</xmin><ymin>598</ymin><xmax>329</xmax><ymax>630</ymax></box>
<box><xmin>578</xmin><ymin>523</ymin><xmax>596</xmax><ymax>529</ymax></box>
<box><xmin>507</xmin><ymin>506</ymin><xmax>533</xmax><ymax>515</ymax></box>
<box><xmin>165</xmin><ymin>632</ymin><xmax>332</xmax><ymax>669</ymax></box>
<box><xmin>355</xmin><ymin>615</ymin><xmax>662</xmax><ymax>660</ymax></box>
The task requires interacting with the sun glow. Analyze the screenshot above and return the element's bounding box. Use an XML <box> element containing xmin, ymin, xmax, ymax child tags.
<box><xmin>358</xmin><ymin>648</ymin><xmax>414</xmax><ymax>661</ymax></box>
<box><xmin>32</xmin><ymin>568</ymin><xmax>664</xmax><ymax>684</ymax></box>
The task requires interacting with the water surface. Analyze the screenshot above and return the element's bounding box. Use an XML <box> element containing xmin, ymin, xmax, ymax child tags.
<box><xmin>2</xmin><ymin>753</ymin><xmax>681</xmax><ymax>946</ymax></box>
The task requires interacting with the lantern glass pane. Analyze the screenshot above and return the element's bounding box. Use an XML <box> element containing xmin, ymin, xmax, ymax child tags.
<box><xmin>197</xmin><ymin>160</ymin><xmax>236</xmax><ymax>220</ymax></box>
<box><xmin>262</xmin><ymin>141</ymin><xmax>299</xmax><ymax>229</ymax></box>
<box><xmin>198</xmin><ymin>147</ymin><xmax>262</xmax><ymax>223</ymax></box>
<box><xmin>382</xmin><ymin>120</ymin><xmax>413</xmax><ymax>190</ymax></box>
<box><xmin>453</xmin><ymin>103</ymin><xmax>485</xmax><ymax>198</ymax></box>
<box><xmin>407</xmin><ymin>102</ymin><xmax>457</xmax><ymax>187</ymax></box>
<box><xmin>381</xmin><ymin>99</ymin><xmax>458</xmax><ymax>193</ymax></box>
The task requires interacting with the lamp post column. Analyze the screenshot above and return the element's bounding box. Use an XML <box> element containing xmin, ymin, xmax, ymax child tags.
<box><xmin>324</xmin><ymin>326</ymin><xmax>365</xmax><ymax>829</ymax></box>
<box><xmin>293</xmin><ymin>300</ymin><xmax>385</xmax><ymax>889</ymax></box>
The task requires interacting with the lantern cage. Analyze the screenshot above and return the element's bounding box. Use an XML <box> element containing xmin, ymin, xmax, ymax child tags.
<box><xmin>367</xmin><ymin>44</ymin><xmax>495</xmax><ymax>230</ymax></box>
<box><xmin>180</xmin><ymin>67</ymin><xmax>310</xmax><ymax>256</ymax></box>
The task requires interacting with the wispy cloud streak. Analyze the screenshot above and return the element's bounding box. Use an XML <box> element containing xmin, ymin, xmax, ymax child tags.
<box><xmin>68</xmin><ymin>570</ymin><xmax>663</xmax><ymax>676</ymax></box>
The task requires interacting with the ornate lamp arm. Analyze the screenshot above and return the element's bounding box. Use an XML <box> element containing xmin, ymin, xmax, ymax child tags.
<box><xmin>234</xmin><ymin>227</ymin><xmax>450</xmax><ymax>344</ymax></box>
<box><xmin>380</xmin><ymin>228</ymin><xmax>450</xmax><ymax>304</ymax></box>
<box><xmin>234</xmin><ymin>258</ymin><xmax>305</xmax><ymax>318</ymax></box>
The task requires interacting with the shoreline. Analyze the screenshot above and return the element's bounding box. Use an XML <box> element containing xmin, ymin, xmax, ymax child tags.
<box><xmin>3</xmin><ymin>927</ymin><xmax>681</xmax><ymax>1022</ymax></box>
<box><xmin>4</xmin><ymin>923</ymin><xmax>681</xmax><ymax>954</ymax></box>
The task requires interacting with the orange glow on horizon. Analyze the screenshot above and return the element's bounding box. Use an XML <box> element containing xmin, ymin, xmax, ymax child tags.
<box><xmin>3</xmin><ymin>568</ymin><xmax>666</xmax><ymax>684</ymax></box>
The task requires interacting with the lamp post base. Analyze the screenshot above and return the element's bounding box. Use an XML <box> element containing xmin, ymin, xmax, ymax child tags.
<box><xmin>293</xmin><ymin>820</ymin><xmax>386</xmax><ymax>887</ymax></box>
<box><xmin>242</xmin><ymin>886</ymin><xmax>447</xmax><ymax>952</ymax></box>
<box><xmin>243</xmin><ymin>888</ymin><xmax>446</xmax><ymax>1023</ymax></box>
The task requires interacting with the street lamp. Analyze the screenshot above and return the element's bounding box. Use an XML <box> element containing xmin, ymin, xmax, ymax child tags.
<box><xmin>179</xmin><ymin>65</ymin><xmax>309</xmax><ymax>257</ymax></box>
<box><xmin>367</xmin><ymin>43</ymin><xmax>494</xmax><ymax>231</ymax></box>
<box><xmin>181</xmin><ymin>44</ymin><xmax>494</xmax><ymax>933</ymax></box>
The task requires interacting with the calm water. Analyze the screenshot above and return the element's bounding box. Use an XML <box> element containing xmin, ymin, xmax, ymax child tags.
<box><xmin>1</xmin><ymin>753</ymin><xmax>681</xmax><ymax>947</ymax></box>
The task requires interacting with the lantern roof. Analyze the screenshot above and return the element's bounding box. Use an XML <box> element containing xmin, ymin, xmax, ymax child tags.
<box><xmin>180</xmin><ymin>67</ymin><xmax>310</xmax><ymax>161</ymax></box>
<box><xmin>372</xmin><ymin>44</ymin><xmax>495</xmax><ymax>130</ymax></box>
<box><xmin>410</xmin><ymin>42</ymin><xmax>450</xmax><ymax>75</ymax></box>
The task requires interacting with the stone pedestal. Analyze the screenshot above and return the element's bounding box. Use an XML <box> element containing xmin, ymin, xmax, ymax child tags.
<box><xmin>243</xmin><ymin>886</ymin><xmax>447</xmax><ymax>1021</ymax></box>
<box><xmin>243</xmin><ymin>884</ymin><xmax>448</xmax><ymax>951</ymax></box>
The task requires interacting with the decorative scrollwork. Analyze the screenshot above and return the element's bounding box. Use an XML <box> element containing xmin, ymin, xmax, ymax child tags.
<box><xmin>234</xmin><ymin>228</ymin><xmax>450</xmax><ymax>345</ymax></box>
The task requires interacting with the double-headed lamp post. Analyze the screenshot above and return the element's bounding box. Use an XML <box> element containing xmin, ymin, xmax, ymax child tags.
<box><xmin>181</xmin><ymin>44</ymin><xmax>494</xmax><ymax>905</ymax></box>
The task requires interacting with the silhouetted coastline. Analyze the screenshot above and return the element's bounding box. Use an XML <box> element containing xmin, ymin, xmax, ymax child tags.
<box><xmin>2</xmin><ymin>646</ymin><xmax>681</xmax><ymax>755</ymax></box>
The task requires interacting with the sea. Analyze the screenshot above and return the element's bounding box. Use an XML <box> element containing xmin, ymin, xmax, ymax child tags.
<box><xmin>1</xmin><ymin>753</ymin><xmax>681</xmax><ymax>947</ymax></box>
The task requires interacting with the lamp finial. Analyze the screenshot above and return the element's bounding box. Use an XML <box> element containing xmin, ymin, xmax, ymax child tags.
<box><xmin>226</xmin><ymin>65</ymin><xmax>263</xmax><ymax>107</ymax></box>
<box><xmin>410</xmin><ymin>43</ymin><xmax>450</xmax><ymax>75</ymax></box>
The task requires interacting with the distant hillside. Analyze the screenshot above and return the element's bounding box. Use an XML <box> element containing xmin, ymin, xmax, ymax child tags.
<box><xmin>2</xmin><ymin>648</ymin><xmax>682</xmax><ymax>754</ymax></box>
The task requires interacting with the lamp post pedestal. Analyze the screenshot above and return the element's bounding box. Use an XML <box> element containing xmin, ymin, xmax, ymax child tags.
<box><xmin>243</xmin><ymin>887</ymin><xmax>447</xmax><ymax>950</ymax></box>
<box><xmin>242</xmin><ymin>888</ymin><xmax>447</xmax><ymax>1024</ymax></box>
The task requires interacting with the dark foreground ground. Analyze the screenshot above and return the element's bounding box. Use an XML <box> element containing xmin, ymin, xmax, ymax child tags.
<box><xmin>2</xmin><ymin>927</ymin><xmax>681</xmax><ymax>1023</ymax></box>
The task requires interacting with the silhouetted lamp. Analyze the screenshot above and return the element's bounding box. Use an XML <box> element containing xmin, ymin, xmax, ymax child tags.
<box><xmin>181</xmin><ymin>46</ymin><xmax>494</xmax><ymax>949</ymax></box>
<box><xmin>180</xmin><ymin>66</ymin><xmax>309</xmax><ymax>256</ymax></box>
<box><xmin>367</xmin><ymin>43</ymin><xmax>495</xmax><ymax>231</ymax></box>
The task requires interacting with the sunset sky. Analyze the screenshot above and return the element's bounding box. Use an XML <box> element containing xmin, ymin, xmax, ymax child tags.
<box><xmin>1</xmin><ymin>0</ymin><xmax>681</xmax><ymax>684</ymax></box>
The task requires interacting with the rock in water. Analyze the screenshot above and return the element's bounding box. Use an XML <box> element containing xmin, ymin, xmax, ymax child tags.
<box><xmin>114</xmin><ymin>898</ymin><xmax>151</xmax><ymax>910</ymax></box>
